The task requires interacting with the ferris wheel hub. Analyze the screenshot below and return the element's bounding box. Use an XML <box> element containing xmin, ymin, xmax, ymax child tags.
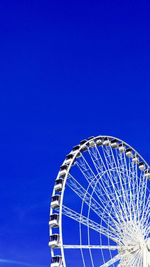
<box><xmin>119</xmin><ymin>220</ymin><xmax>145</xmax><ymax>247</ymax></box>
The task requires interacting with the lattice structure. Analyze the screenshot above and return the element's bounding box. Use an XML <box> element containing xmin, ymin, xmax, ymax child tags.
<box><xmin>49</xmin><ymin>136</ymin><xmax>150</xmax><ymax>267</ymax></box>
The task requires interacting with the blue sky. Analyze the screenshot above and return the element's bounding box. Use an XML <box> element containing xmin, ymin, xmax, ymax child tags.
<box><xmin>0</xmin><ymin>0</ymin><xmax>150</xmax><ymax>266</ymax></box>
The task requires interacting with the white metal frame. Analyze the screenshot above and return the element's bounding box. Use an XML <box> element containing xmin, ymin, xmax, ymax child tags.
<box><xmin>49</xmin><ymin>135</ymin><xmax>150</xmax><ymax>267</ymax></box>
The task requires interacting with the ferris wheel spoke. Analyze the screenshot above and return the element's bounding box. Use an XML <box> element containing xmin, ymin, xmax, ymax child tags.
<box><xmin>63</xmin><ymin>245</ymin><xmax>120</xmax><ymax>250</ymax></box>
<box><xmin>75</xmin><ymin>154</ymin><xmax>108</xmax><ymax>201</ymax></box>
<box><xmin>138</xmin><ymin>193</ymin><xmax>150</xmax><ymax>232</ymax></box>
<box><xmin>140</xmin><ymin>189</ymin><xmax>150</xmax><ymax>221</ymax></box>
<box><xmin>129</xmin><ymin>162</ymin><xmax>139</xmax><ymax>220</ymax></box>
<box><xmin>76</xmin><ymin>157</ymin><xmax>124</xmax><ymax>233</ymax></box>
<box><xmin>115</xmin><ymin>149</ymin><xmax>129</xmax><ymax>180</ymax></box>
<box><xmin>116</xmin><ymin>151</ymin><xmax>132</xmax><ymax>196</ymax></box>
<box><xmin>99</xmin><ymin>253</ymin><xmax>121</xmax><ymax>267</ymax></box>
<box><xmin>76</xmin><ymin>152</ymin><xmax>115</xmax><ymax>202</ymax></box>
<box><xmin>101</xmin><ymin>146</ymin><xmax>132</xmax><ymax>222</ymax></box>
<box><xmin>88</xmin><ymin>145</ymin><xmax>121</xmax><ymax>198</ymax></box>
<box><xmin>126</xmin><ymin>165</ymin><xmax>137</xmax><ymax>222</ymax></box>
<box><xmin>77</xmin><ymin>152</ymin><xmax>115</xmax><ymax>206</ymax></box>
<box><xmin>66</xmin><ymin>173</ymin><xmax>121</xmax><ymax>233</ymax></box>
<box><xmin>115</xmin><ymin>157</ymin><xmax>132</xmax><ymax>216</ymax></box>
<box><xmin>135</xmin><ymin>250</ymin><xmax>143</xmax><ymax>267</ymax></box>
<box><xmin>87</xmin><ymin>145</ymin><xmax>115</xmax><ymax>189</ymax></box>
<box><xmin>108</xmin><ymin>147</ymin><xmax>132</xmax><ymax>215</ymax></box>
<box><xmin>76</xmin><ymin>154</ymin><xmax>97</xmax><ymax>187</ymax></box>
<box><xmin>75</xmin><ymin>156</ymin><xmax>104</xmax><ymax>201</ymax></box>
<box><xmin>87</xmin><ymin>145</ymin><xmax>107</xmax><ymax>175</ymax></box>
<box><xmin>135</xmin><ymin>172</ymin><xmax>143</xmax><ymax>223</ymax></box>
<box><xmin>122</xmin><ymin>161</ymin><xmax>137</xmax><ymax>220</ymax></box>
<box><xmin>79</xmin><ymin>152</ymin><xmax>125</xmax><ymax>225</ymax></box>
<box><xmin>101</xmin><ymin>145</ymin><xmax>119</xmax><ymax>179</ymax></box>
<box><xmin>144</xmin><ymin>225</ymin><xmax>150</xmax><ymax>240</ymax></box>
<box><xmin>75</xmin><ymin>156</ymin><xmax>105</xmax><ymax>200</ymax></box>
<box><xmin>88</xmin><ymin>145</ymin><xmax>131</xmax><ymax>224</ymax></box>
<box><xmin>125</xmin><ymin>249</ymin><xmax>142</xmax><ymax>267</ymax></box>
<box><xmin>138</xmin><ymin>174</ymin><xmax>149</xmax><ymax>222</ymax></box>
<box><xmin>141</xmin><ymin>205</ymin><xmax>150</xmax><ymax>231</ymax></box>
<box><xmin>67</xmin><ymin>173</ymin><xmax>104</xmax><ymax>214</ymax></box>
<box><xmin>62</xmin><ymin>205</ymin><xmax>120</xmax><ymax>243</ymax></box>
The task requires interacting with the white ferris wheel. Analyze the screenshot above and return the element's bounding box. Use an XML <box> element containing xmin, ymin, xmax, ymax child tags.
<box><xmin>49</xmin><ymin>136</ymin><xmax>150</xmax><ymax>267</ymax></box>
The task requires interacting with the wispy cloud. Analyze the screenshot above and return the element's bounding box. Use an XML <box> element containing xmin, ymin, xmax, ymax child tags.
<box><xmin>0</xmin><ymin>258</ymin><xmax>47</xmax><ymax>267</ymax></box>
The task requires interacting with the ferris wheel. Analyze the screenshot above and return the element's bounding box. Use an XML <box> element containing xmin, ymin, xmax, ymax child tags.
<box><xmin>49</xmin><ymin>136</ymin><xmax>150</xmax><ymax>267</ymax></box>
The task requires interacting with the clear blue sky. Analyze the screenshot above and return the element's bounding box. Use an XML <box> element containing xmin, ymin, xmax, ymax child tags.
<box><xmin>0</xmin><ymin>0</ymin><xmax>150</xmax><ymax>266</ymax></box>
